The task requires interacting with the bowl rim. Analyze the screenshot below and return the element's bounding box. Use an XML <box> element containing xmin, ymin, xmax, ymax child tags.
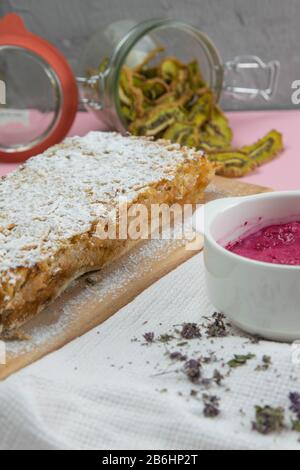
<box><xmin>205</xmin><ymin>190</ymin><xmax>300</xmax><ymax>271</ymax></box>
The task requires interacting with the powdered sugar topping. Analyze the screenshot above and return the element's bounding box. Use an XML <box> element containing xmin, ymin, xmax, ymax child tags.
<box><xmin>0</xmin><ymin>132</ymin><xmax>203</xmax><ymax>274</ymax></box>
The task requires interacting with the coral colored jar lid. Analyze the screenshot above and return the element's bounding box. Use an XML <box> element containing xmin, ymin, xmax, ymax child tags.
<box><xmin>0</xmin><ymin>13</ymin><xmax>78</xmax><ymax>162</ymax></box>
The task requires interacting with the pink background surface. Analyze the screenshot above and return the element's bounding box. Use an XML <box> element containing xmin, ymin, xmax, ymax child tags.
<box><xmin>1</xmin><ymin>110</ymin><xmax>299</xmax><ymax>191</ymax></box>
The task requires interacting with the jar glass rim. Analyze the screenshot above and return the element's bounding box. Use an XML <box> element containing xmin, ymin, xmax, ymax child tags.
<box><xmin>0</xmin><ymin>44</ymin><xmax>63</xmax><ymax>153</ymax></box>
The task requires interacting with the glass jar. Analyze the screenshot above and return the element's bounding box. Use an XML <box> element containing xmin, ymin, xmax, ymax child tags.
<box><xmin>77</xmin><ymin>19</ymin><xmax>280</xmax><ymax>132</ymax></box>
<box><xmin>0</xmin><ymin>13</ymin><xmax>78</xmax><ymax>161</ymax></box>
<box><xmin>0</xmin><ymin>14</ymin><xmax>280</xmax><ymax>161</ymax></box>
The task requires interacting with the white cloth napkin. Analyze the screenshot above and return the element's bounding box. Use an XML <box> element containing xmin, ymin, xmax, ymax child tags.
<box><xmin>0</xmin><ymin>254</ymin><xmax>299</xmax><ymax>450</ymax></box>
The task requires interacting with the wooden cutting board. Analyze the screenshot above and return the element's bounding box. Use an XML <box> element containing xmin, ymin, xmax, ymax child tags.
<box><xmin>0</xmin><ymin>176</ymin><xmax>271</xmax><ymax>380</ymax></box>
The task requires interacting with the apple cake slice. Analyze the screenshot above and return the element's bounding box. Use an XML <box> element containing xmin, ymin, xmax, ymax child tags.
<box><xmin>0</xmin><ymin>132</ymin><xmax>215</xmax><ymax>335</ymax></box>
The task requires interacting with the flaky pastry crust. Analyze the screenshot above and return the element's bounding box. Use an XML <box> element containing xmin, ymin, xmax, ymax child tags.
<box><xmin>0</xmin><ymin>132</ymin><xmax>215</xmax><ymax>334</ymax></box>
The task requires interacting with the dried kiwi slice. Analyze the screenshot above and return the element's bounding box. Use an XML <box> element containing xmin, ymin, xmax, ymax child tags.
<box><xmin>241</xmin><ymin>130</ymin><xmax>283</xmax><ymax>166</ymax></box>
<box><xmin>132</xmin><ymin>73</ymin><xmax>146</xmax><ymax>88</ymax></box>
<box><xmin>207</xmin><ymin>151</ymin><xmax>256</xmax><ymax>178</ymax></box>
<box><xmin>129</xmin><ymin>105</ymin><xmax>185</xmax><ymax>137</ymax></box>
<box><xmin>186</xmin><ymin>91</ymin><xmax>213</xmax><ymax>127</ymax></box>
<box><xmin>155</xmin><ymin>92</ymin><xmax>178</xmax><ymax>105</ymax></box>
<box><xmin>203</xmin><ymin>107</ymin><xmax>233</xmax><ymax>146</ymax></box>
<box><xmin>159</xmin><ymin>57</ymin><xmax>185</xmax><ymax>83</ymax></box>
<box><xmin>119</xmin><ymin>85</ymin><xmax>131</xmax><ymax>107</ymax></box>
<box><xmin>206</xmin><ymin>129</ymin><xmax>283</xmax><ymax>177</ymax></box>
<box><xmin>140</xmin><ymin>78</ymin><xmax>169</xmax><ymax>101</ymax></box>
<box><xmin>140</xmin><ymin>67</ymin><xmax>159</xmax><ymax>79</ymax></box>
<box><xmin>170</xmin><ymin>68</ymin><xmax>191</xmax><ymax>96</ymax></box>
<box><xmin>198</xmin><ymin>131</ymin><xmax>229</xmax><ymax>149</ymax></box>
<box><xmin>121</xmin><ymin>105</ymin><xmax>137</xmax><ymax>122</ymax></box>
<box><xmin>119</xmin><ymin>66</ymin><xmax>144</xmax><ymax>118</ymax></box>
<box><xmin>163</xmin><ymin>122</ymin><xmax>194</xmax><ymax>145</ymax></box>
<box><xmin>187</xmin><ymin>60</ymin><xmax>206</xmax><ymax>90</ymax></box>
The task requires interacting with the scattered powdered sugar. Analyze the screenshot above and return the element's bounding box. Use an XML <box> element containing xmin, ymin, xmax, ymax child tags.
<box><xmin>0</xmin><ymin>132</ymin><xmax>203</xmax><ymax>276</ymax></box>
<box><xmin>6</xmin><ymin>227</ymin><xmax>188</xmax><ymax>356</ymax></box>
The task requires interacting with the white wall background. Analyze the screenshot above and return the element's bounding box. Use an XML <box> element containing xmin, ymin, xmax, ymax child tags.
<box><xmin>1</xmin><ymin>0</ymin><xmax>300</xmax><ymax>110</ymax></box>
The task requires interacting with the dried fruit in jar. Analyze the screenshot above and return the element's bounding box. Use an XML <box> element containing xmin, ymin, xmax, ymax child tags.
<box><xmin>113</xmin><ymin>47</ymin><xmax>284</xmax><ymax>177</ymax></box>
<box><xmin>119</xmin><ymin>66</ymin><xmax>144</xmax><ymax>118</ymax></box>
<box><xmin>140</xmin><ymin>78</ymin><xmax>169</xmax><ymax>101</ymax></box>
<box><xmin>187</xmin><ymin>60</ymin><xmax>206</xmax><ymax>91</ymax></box>
<box><xmin>201</xmin><ymin>107</ymin><xmax>233</xmax><ymax>147</ymax></box>
<box><xmin>163</xmin><ymin>122</ymin><xmax>197</xmax><ymax>147</ymax></box>
<box><xmin>129</xmin><ymin>104</ymin><xmax>185</xmax><ymax>137</ymax></box>
<box><xmin>159</xmin><ymin>57</ymin><xmax>185</xmax><ymax>83</ymax></box>
<box><xmin>170</xmin><ymin>68</ymin><xmax>191</xmax><ymax>96</ymax></box>
<box><xmin>186</xmin><ymin>91</ymin><xmax>214</xmax><ymax>128</ymax></box>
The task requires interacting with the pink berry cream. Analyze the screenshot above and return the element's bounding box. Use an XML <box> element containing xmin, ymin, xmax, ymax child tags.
<box><xmin>226</xmin><ymin>221</ymin><xmax>300</xmax><ymax>266</ymax></box>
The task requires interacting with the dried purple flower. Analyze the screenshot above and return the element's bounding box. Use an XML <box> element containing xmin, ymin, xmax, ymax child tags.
<box><xmin>199</xmin><ymin>378</ymin><xmax>213</xmax><ymax>389</ymax></box>
<box><xmin>203</xmin><ymin>394</ymin><xmax>220</xmax><ymax>418</ymax></box>
<box><xmin>205</xmin><ymin>312</ymin><xmax>228</xmax><ymax>338</ymax></box>
<box><xmin>184</xmin><ymin>359</ymin><xmax>201</xmax><ymax>383</ymax></box>
<box><xmin>289</xmin><ymin>392</ymin><xmax>300</xmax><ymax>418</ymax></box>
<box><xmin>143</xmin><ymin>332</ymin><xmax>155</xmax><ymax>343</ymax></box>
<box><xmin>249</xmin><ymin>335</ymin><xmax>261</xmax><ymax>344</ymax></box>
<box><xmin>181</xmin><ymin>323</ymin><xmax>201</xmax><ymax>340</ymax></box>
<box><xmin>169</xmin><ymin>351</ymin><xmax>187</xmax><ymax>362</ymax></box>
<box><xmin>213</xmin><ymin>369</ymin><xmax>224</xmax><ymax>386</ymax></box>
<box><xmin>289</xmin><ymin>392</ymin><xmax>300</xmax><ymax>432</ymax></box>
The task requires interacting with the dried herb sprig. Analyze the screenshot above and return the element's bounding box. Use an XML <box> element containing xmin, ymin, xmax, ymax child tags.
<box><xmin>205</xmin><ymin>312</ymin><xmax>228</xmax><ymax>338</ymax></box>
<box><xmin>228</xmin><ymin>354</ymin><xmax>256</xmax><ymax>369</ymax></box>
<box><xmin>292</xmin><ymin>421</ymin><xmax>300</xmax><ymax>432</ymax></box>
<box><xmin>157</xmin><ymin>334</ymin><xmax>175</xmax><ymax>344</ymax></box>
<box><xmin>252</xmin><ymin>406</ymin><xmax>285</xmax><ymax>435</ymax></box>
<box><xmin>255</xmin><ymin>355</ymin><xmax>272</xmax><ymax>372</ymax></box>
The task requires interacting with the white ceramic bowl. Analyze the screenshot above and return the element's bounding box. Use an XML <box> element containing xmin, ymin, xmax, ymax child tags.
<box><xmin>202</xmin><ymin>191</ymin><xmax>300</xmax><ymax>342</ymax></box>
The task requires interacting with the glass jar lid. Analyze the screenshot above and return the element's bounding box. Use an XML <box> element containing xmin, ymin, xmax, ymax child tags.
<box><xmin>0</xmin><ymin>14</ymin><xmax>78</xmax><ymax>162</ymax></box>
